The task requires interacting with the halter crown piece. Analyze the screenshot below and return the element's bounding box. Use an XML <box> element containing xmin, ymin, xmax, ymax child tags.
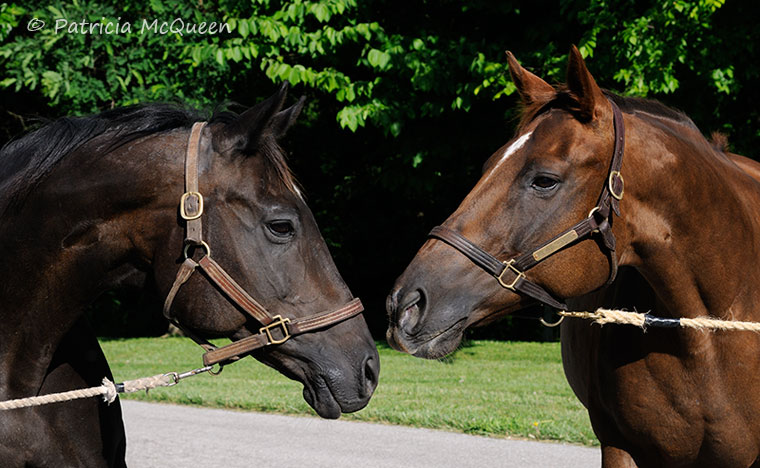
<box><xmin>162</xmin><ymin>122</ymin><xmax>365</xmax><ymax>366</ymax></box>
<box><xmin>428</xmin><ymin>98</ymin><xmax>625</xmax><ymax>310</ymax></box>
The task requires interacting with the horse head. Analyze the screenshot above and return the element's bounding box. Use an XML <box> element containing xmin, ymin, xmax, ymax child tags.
<box><xmin>387</xmin><ymin>47</ymin><xmax>626</xmax><ymax>358</ymax></box>
<box><xmin>147</xmin><ymin>85</ymin><xmax>378</xmax><ymax>418</ymax></box>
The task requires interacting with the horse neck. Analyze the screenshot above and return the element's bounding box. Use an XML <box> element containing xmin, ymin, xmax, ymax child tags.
<box><xmin>620</xmin><ymin>113</ymin><xmax>760</xmax><ymax>320</ymax></box>
<box><xmin>0</xmin><ymin>132</ymin><xmax>182</xmax><ymax>394</ymax></box>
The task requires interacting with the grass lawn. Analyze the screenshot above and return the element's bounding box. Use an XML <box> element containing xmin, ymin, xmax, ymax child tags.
<box><xmin>101</xmin><ymin>338</ymin><xmax>597</xmax><ymax>446</ymax></box>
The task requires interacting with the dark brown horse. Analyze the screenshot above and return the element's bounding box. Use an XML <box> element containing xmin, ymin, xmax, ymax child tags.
<box><xmin>387</xmin><ymin>47</ymin><xmax>760</xmax><ymax>467</ymax></box>
<box><xmin>0</xmin><ymin>84</ymin><xmax>379</xmax><ymax>467</ymax></box>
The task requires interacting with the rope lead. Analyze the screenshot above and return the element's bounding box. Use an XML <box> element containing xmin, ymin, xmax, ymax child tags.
<box><xmin>0</xmin><ymin>365</ymin><xmax>213</xmax><ymax>410</ymax></box>
<box><xmin>559</xmin><ymin>308</ymin><xmax>760</xmax><ymax>332</ymax></box>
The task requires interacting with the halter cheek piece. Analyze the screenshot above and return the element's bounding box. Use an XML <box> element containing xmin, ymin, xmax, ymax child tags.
<box><xmin>162</xmin><ymin>122</ymin><xmax>364</xmax><ymax>367</ymax></box>
<box><xmin>429</xmin><ymin>98</ymin><xmax>625</xmax><ymax>311</ymax></box>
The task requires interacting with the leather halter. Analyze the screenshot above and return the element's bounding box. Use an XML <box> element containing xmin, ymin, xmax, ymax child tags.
<box><xmin>428</xmin><ymin>98</ymin><xmax>626</xmax><ymax>310</ymax></box>
<box><xmin>163</xmin><ymin>122</ymin><xmax>365</xmax><ymax>366</ymax></box>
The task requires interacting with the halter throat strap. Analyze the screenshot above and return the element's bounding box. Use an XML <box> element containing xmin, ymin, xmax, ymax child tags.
<box><xmin>163</xmin><ymin>122</ymin><xmax>364</xmax><ymax>366</ymax></box>
<box><xmin>428</xmin><ymin>98</ymin><xmax>626</xmax><ymax>310</ymax></box>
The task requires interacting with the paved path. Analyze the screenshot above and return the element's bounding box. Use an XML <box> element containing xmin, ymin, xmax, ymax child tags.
<box><xmin>122</xmin><ymin>400</ymin><xmax>599</xmax><ymax>467</ymax></box>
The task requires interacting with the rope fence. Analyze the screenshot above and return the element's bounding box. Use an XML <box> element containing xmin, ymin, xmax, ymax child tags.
<box><xmin>0</xmin><ymin>365</ymin><xmax>214</xmax><ymax>410</ymax></box>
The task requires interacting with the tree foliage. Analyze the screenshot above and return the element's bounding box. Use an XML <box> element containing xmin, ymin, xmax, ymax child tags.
<box><xmin>1</xmin><ymin>0</ymin><xmax>757</xmax><ymax>336</ymax></box>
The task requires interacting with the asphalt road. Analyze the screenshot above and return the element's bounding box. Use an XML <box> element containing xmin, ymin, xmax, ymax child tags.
<box><xmin>122</xmin><ymin>400</ymin><xmax>599</xmax><ymax>467</ymax></box>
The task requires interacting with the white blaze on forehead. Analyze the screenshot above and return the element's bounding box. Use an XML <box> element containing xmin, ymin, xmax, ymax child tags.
<box><xmin>482</xmin><ymin>131</ymin><xmax>533</xmax><ymax>183</ymax></box>
<box><xmin>494</xmin><ymin>131</ymin><xmax>532</xmax><ymax>170</ymax></box>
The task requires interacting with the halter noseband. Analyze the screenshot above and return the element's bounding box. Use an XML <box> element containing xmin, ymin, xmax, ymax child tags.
<box><xmin>428</xmin><ymin>98</ymin><xmax>625</xmax><ymax>310</ymax></box>
<box><xmin>163</xmin><ymin>122</ymin><xmax>365</xmax><ymax>367</ymax></box>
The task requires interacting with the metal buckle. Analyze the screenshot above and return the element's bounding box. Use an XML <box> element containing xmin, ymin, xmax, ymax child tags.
<box><xmin>163</xmin><ymin>372</ymin><xmax>180</xmax><ymax>386</ymax></box>
<box><xmin>180</xmin><ymin>191</ymin><xmax>204</xmax><ymax>220</ymax></box>
<box><xmin>183</xmin><ymin>240</ymin><xmax>211</xmax><ymax>259</ymax></box>
<box><xmin>539</xmin><ymin>315</ymin><xmax>565</xmax><ymax>327</ymax></box>
<box><xmin>496</xmin><ymin>260</ymin><xmax>525</xmax><ymax>291</ymax></box>
<box><xmin>588</xmin><ymin>206</ymin><xmax>601</xmax><ymax>234</ymax></box>
<box><xmin>608</xmin><ymin>171</ymin><xmax>624</xmax><ymax>201</ymax></box>
<box><xmin>260</xmin><ymin>315</ymin><xmax>292</xmax><ymax>345</ymax></box>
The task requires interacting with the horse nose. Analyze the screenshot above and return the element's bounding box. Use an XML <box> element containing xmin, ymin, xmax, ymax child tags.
<box><xmin>361</xmin><ymin>352</ymin><xmax>379</xmax><ymax>398</ymax></box>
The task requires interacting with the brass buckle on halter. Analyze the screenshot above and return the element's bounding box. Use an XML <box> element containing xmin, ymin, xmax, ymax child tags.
<box><xmin>180</xmin><ymin>191</ymin><xmax>204</xmax><ymax>220</ymax></box>
<box><xmin>260</xmin><ymin>315</ymin><xmax>292</xmax><ymax>345</ymax></box>
<box><xmin>608</xmin><ymin>171</ymin><xmax>624</xmax><ymax>201</ymax></box>
<box><xmin>496</xmin><ymin>260</ymin><xmax>524</xmax><ymax>291</ymax></box>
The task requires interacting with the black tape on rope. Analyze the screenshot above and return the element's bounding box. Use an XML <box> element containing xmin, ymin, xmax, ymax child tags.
<box><xmin>643</xmin><ymin>315</ymin><xmax>681</xmax><ymax>328</ymax></box>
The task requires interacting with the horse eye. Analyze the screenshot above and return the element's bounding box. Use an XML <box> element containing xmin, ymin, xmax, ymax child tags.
<box><xmin>267</xmin><ymin>221</ymin><xmax>295</xmax><ymax>237</ymax></box>
<box><xmin>531</xmin><ymin>176</ymin><xmax>559</xmax><ymax>190</ymax></box>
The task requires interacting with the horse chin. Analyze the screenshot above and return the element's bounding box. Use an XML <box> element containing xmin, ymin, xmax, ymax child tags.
<box><xmin>253</xmin><ymin>344</ymin><xmax>372</xmax><ymax>419</ymax></box>
<box><xmin>411</xmin><ymin>332</ymin><xmax>463</xmax><ymax>360</ymax></box>
<box><xmin>387</xmin><ymin>317</ymin><xmax>466</xmax><ymax>360</ymax></box>
<box><xmin>301</xmin><ymin>376</ymin><xmax>344</xmax><ymax>419</ymax></box>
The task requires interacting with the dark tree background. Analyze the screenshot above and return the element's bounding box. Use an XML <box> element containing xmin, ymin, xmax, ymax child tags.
<box><xmin>1</xmin><ymin>0</ymin><xmax>757</xmax><ymax>339</ymax></box>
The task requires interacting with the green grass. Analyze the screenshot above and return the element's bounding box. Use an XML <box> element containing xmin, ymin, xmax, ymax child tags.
<box><xmin>101</xmin><ymin>338</ymin><xmax>597</xmax><ymax>446</ymax></box>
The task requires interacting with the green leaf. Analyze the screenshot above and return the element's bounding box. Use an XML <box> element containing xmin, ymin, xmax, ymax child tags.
<box><xmin>115</xmin><ymin>75</ymin><xmax>128</xmax><ymax>92</ymax></box>
<box><xmin>337</xmin><ymin>107</ymin><xmax>363</xmax><ymax>132</ymax></box>
<box><xmin>191</xmin><ymin>46</ymin><xmax>202</xmax><ymax>64</ymax></box>
<box><xmin>238</xmin><ymin>18</ymin><xmax>249</xmax><ymax>38</ymax></box>
<box><xmin>367</xmin><ymin>49</ymin><xmax>390</xmax><ymax>69</ymax></box>
<box><xmin>231</xmin><ymin>46</ymin><xmax>242</xmax><ymax>62</ymax></box>
<box><xmin>40</xmin><ymin>70</ymin><xmax>62</xmax><ymax>99</ymax></box>
<box><xmin>287</xmin><ymin>66</ymin><xmax>301</xmax><ymax>84</ymax></box>
<box><xmin>313</xmin><ymin>4</ymin><xmax>330</xmax><ymax>23</ymax></box>
<box><xmin>131</xmin><ymin>69</ymin><xmax>144</xmax><ymax>86</ymax></box>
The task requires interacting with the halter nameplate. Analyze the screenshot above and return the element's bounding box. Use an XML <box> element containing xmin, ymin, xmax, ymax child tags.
<box><xmin>532</xmin><ymin>230</ymin><xmax>579</xmax><ymax>262</ymax></box>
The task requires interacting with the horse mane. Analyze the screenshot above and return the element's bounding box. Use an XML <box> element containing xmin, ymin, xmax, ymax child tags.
<box><xmin>709</xmin><ymin>131</ymin><xmax>730</xmax><ymax>152</ymax></box>
<box><xmin>517</xmin><ymin>87</ymin><xmax>698</xmax><ymax>132</ymax></box>
<box><xmin>0</xmin><ymin>102</ymin><xmax>298</xmax><ymax>215</ymax></box>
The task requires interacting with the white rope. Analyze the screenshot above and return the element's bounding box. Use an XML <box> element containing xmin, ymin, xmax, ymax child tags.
<box><xmin>0</xmin><ymin>378</ymin><xmax>117</xmax><ymax>410</ymax></box>
<box><xmin>560</xmin><ymin>309</ymin><xmax>647</xmax><ymax>327</ymax></box>
<box><xmin>560</xmin><ymin>308</ymin><xmax>760</xmax><ymax>331</ymax></box>
<box><xmin>0</xmin><ymin>372</ymin><xmax>186</xmax><ymax>410</ymax></box>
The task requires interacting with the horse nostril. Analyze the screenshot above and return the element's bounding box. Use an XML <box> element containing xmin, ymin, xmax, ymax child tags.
<box><xmin>397</xmin><ymin>289</ymin><xmax>426</xmax><ymax>335</ymax></box>
<box><xmin>386</xmin><ymin>288</ymin><xmax>401</xmax><ymax>317</ymax></box>
<box><xmin>361</xmin><ymin>354</ymin><xmax>379</xmax><ymax>397</ymax></box>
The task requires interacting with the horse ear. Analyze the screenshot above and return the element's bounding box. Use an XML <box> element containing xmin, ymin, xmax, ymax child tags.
<box><xmin>506</xmin><ymin>51</ymin><xmax>555</xmax><ymax>105</ymax></box>
<box><xmin>268</xmin><ymin>96</ymin><xmax>306</xmax><ymax>139</ymax></box>
<box><xmin>566</xmin><ymin>45</ymin><xmax>607</xmax><ymax>121</ymax></box>
<box><xmin>215</xmin><ymin>82</ymin><xmax>289</xmax><ymax>154</ymax></box>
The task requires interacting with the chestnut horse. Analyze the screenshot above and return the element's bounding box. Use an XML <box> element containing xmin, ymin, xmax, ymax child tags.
<box><xmin>0</xmin><ymin>84</ymin><xmax>379</xmax><ymax>467</ymax></box>
<box><xmin>387</xmin><ymin>47</ymin><xmax>760</xmax><ymax>467</ymax></box>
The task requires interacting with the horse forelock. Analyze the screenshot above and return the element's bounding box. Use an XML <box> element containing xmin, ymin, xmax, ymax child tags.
<box><xmin>514</xmin><ymin>84</ymin><xmax>598</xmax><ymax>132</ymax></box>
<box><xmin>257</xmin><ymin>135</ymin><xmax>302</xmax><ymax>199</ymax></box>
